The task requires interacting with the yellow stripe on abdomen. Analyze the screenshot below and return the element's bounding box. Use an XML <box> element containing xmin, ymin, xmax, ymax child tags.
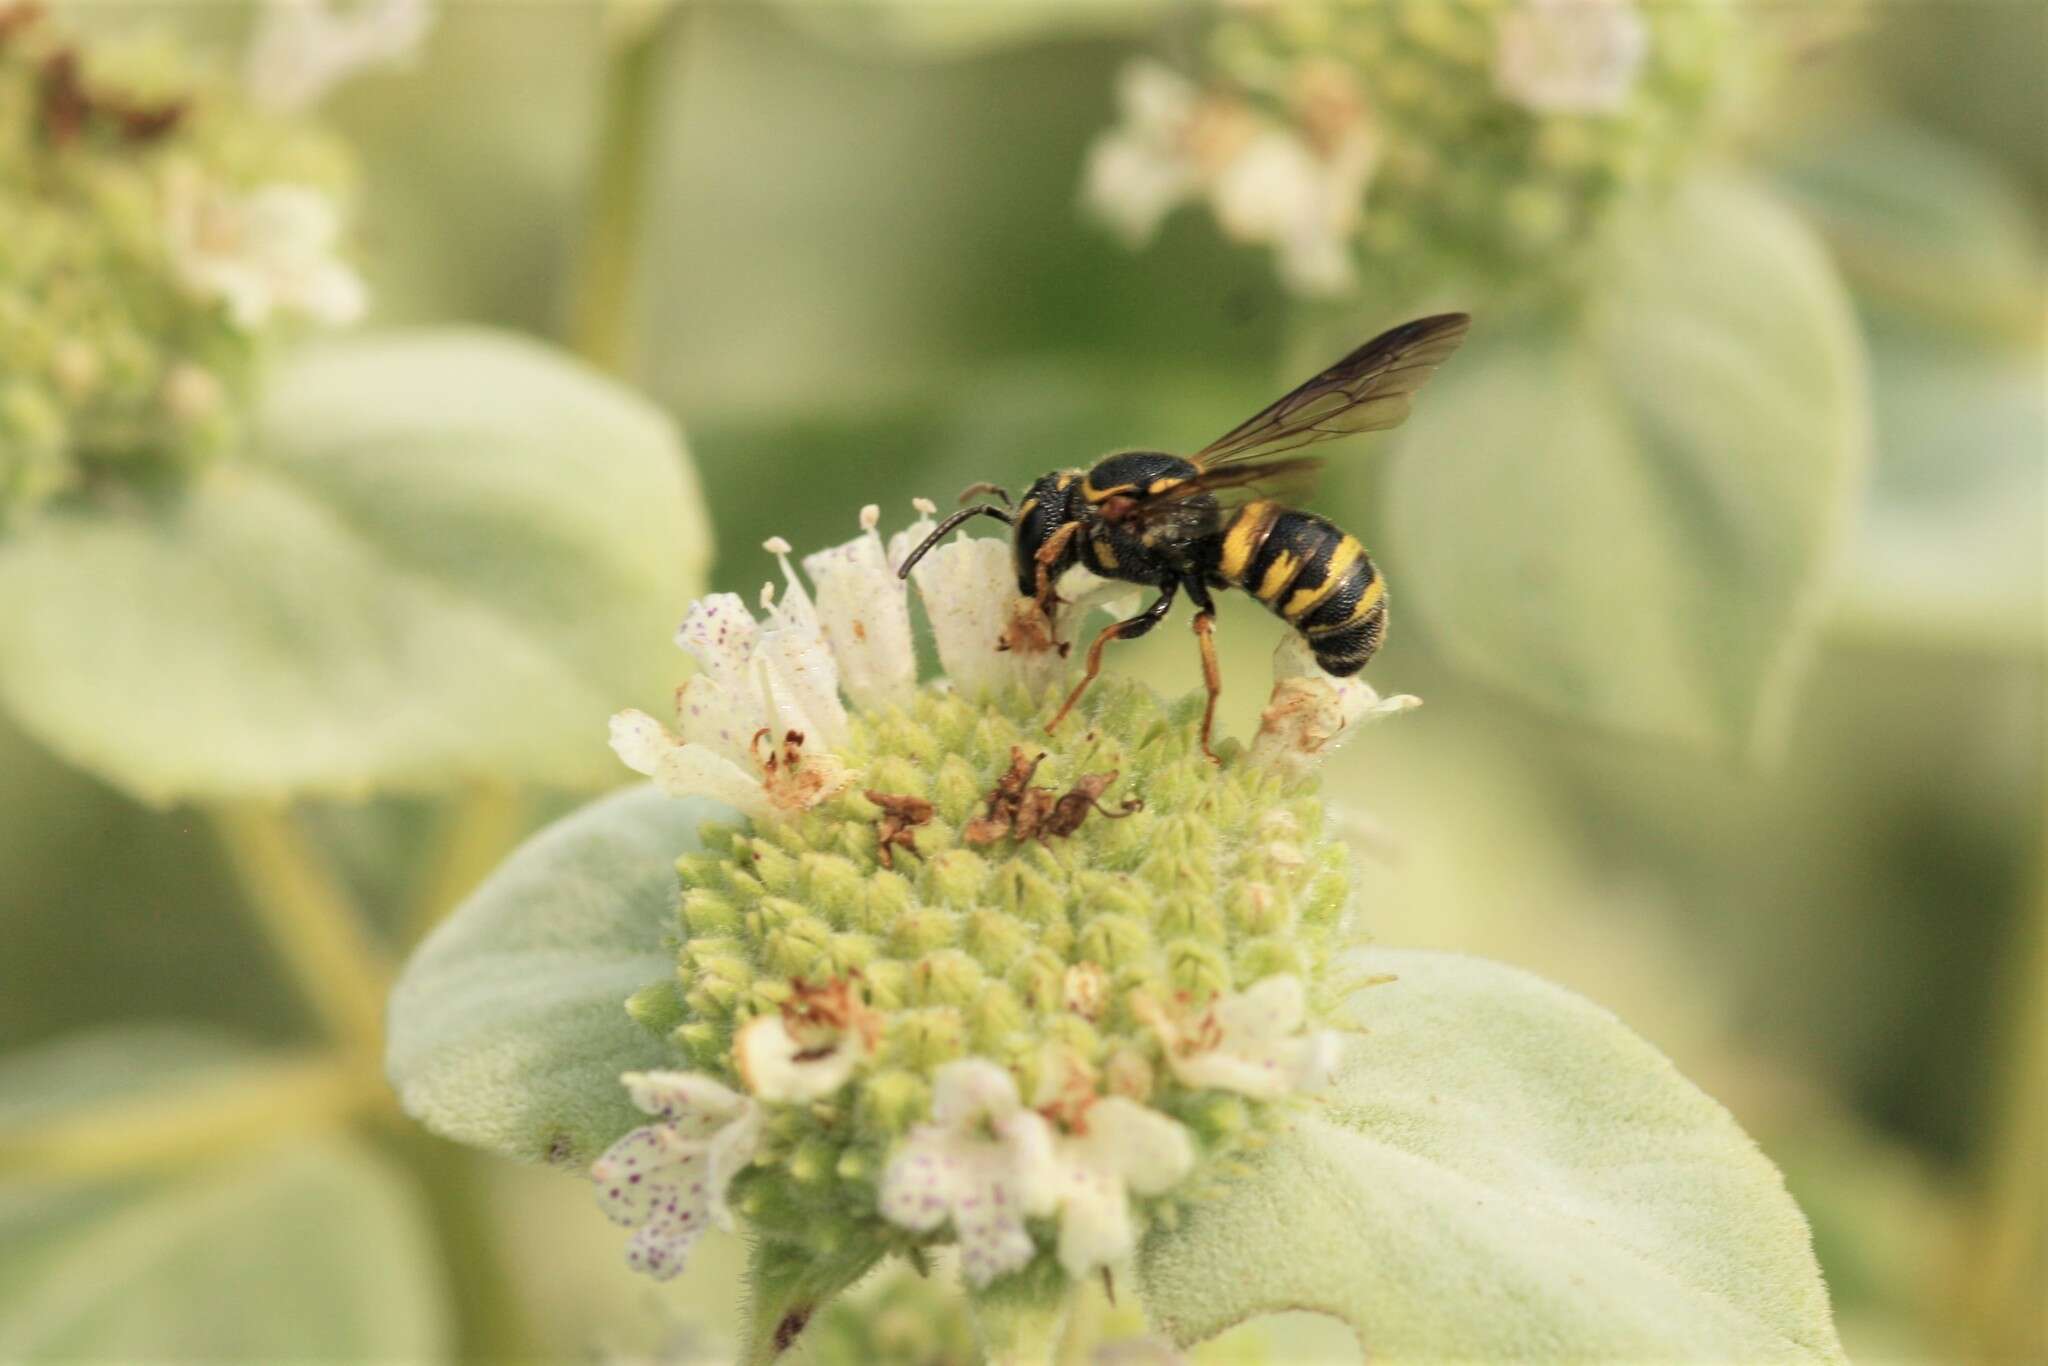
<box><xmin>1219</xmin><ymin>502</ymin><xmax>1278</xmax><ymax>582</ymax></box>
<box><xmin>1280</xmin><ymin>536</ymin><xmax>1363</xmax><ymax>621</ymax></box>
<box><xmin>1256</xmin><ymin>550</ymin><xmax>1302</xmax><ymax>603</ymax></box>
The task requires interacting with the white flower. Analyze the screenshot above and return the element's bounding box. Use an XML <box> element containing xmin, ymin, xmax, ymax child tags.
<box><xmin>615</xmin><ymin>506</ymin><xmax>1145</xmax><ymax>811</ymax></box>
<box><xmin>800</xmin><ymin>504</ymin><xmax>920</xmax><ymax>711</ymax></box>
<box><xmin>878</xmin><ymin>1059</ymin><xmax>1056</xmax><ymax>1287</ymax></box>
<box><xmin>735</xmin><ymin>1014</ymin><xmax>859</xmax><ymax>1101</ymax></box>
<box><xmin>890</xmin><ymin>501</ymin><xmax>1133</xmax><ymax>701</ymax></box>
<box><xmin>1146</xmin><ymin>975</ymin><xmax>1343</xmax><ymax>1101</ymax></box>
<box><xmin>611</xmin><ymin>538</ymin><xmax>857</xmax><ymax>822</ymax></box>
<box><xmin>1043</xmin><ymin>1097</ymin><xmax>1194</xmax><ymax>1278</ymax></box>
<box><xmin>1080</xmin><ymin>59</ymin><xmax>1205</xmax><ymax>246</ymax></box>
<box><xmin>733</xmin><ymin>979</ymin><xmax>878</xmax><ymax>1103</ymax></box>
<box><xmin>245</xmin><ymin>0</ymin><xmax>433</xmax><ymax>112</ymax></box>
<box><xmin>164</xmin><ymin>175</ymin><xmax>366</xmax><ymax>330</ymax></box>
<box><xmin>1248</xmin><ymin>634</ymin><xmax>1419</xmax><ymax>779</ymax></box>
<box><xmin>1081</xmin><ymin>58</ymin><xmax>1377</xmax><ymax>298</ymax></box>
<box><xmin>591</xmin><ymin>1071</ymin><xmax>763</xmax><ymax>1281</ymax></box>
<box><xmin>1495</xmin><ymin>0</ymin><xmax>1650</xmax><ymax>115</ymax></box>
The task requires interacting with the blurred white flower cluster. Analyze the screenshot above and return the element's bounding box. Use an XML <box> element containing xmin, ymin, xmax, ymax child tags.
<box><xmin>0</xmin><ymin>0</ymin><xmax>428</xmax><ymax>516</ymax></box>
<box><xmin>1081</xmin><ymin>0</ymin><xmax>1743</xmax><ymax>296</ymax></box>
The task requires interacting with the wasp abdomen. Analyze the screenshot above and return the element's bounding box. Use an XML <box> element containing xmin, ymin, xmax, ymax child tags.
<box><xmin>1219</xmin><ymin>501</ymin><xmax>1386</xmax><ymax>677</ymax></box>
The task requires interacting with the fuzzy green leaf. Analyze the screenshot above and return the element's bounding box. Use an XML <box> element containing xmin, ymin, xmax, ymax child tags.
<box><xmin>387</xmin><ymin>785</ymin><xmax>711</xmax><ymax>1167</ymax></box>
<box><xmin>1389</xmin><ymin>177</ymin><xmax>1867</xmax><ymax>753</ymax></box>
<box><xmin>0</xmin><ymin>327</ymin><xmax>709</xmax><ymax>804</ymax></box>
<box><xmin>0</xmin><ymin>1026</ymin><xmax>448</xmax><ymax>1362</ymax></box>
<box><xmin>1138</xmin><ymin>948</ymin><xmax>1842</xmax><ymax>1362</ymax></box>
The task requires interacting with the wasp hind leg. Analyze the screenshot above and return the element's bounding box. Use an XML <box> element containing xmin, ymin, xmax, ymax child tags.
<box><xmin>1047</xmin><ymin>583</ymin><xmax>1178</xmax><ymax>736</ymax></box>
<box><xmin>1185</xmin><ymin>578</ymin><xmax>1223</xmax><ymax>764</ymax></box>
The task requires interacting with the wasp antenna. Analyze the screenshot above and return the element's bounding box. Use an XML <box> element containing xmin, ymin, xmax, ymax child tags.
<box><xmin>957</xmin><ymin>481</ymin><xmax>1013</xmax><ymax>508</ymax></box>
<box><xmin>894</xmin><ymin>504</ymin><xmax>1014</xmax><ymax>579</ymax></box>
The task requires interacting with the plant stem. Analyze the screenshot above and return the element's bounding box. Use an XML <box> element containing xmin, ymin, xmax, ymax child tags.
<box><xmin>1957</xmin><ymin>858</ymin><xmax>2046</xmax><ymax>1358</ymax></box>
<box><xmin>565</xmin><ymin>10</ymin><xmax>680</xmax><ymax>375</ymax></box>
<box><xmin>403</xmin><ymin>1134</ymin><xmax>541</xmax><ymax>1363</ymax></box>
<box><xmin>969</xmin><ymin>1274</ymin><xmax>1079</xmax><ymax>1366</ymax></box>
<box><xmin>209</xmin><ymin>802</ymin><xmax>391</xmax><ymax>1057</ymax></box>
<box><xmin>0</xmin><ymin>1053</ymin><xmax>385</xmax><ymax>1179</ymax></box>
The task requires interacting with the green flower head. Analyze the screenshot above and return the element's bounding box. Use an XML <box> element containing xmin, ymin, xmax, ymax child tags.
<box><xmin>595</xmin><ymin>502</ymin><xmax>1418</xmax><ymax>1290</ymax></box>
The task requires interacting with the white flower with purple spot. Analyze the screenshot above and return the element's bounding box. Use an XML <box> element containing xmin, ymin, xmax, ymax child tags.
<box><xmin>1043</xmin><ymin>1097</ymin><xmax>1195</xmax><ymax>1278</ymax></box>
<box><xmin>1152</xmin><ymin>975</ymin><xmax>1343</xmax><ymax>1101</ymax></box>
<box><xmin>877</xmin><ymin>1059</ymin><xmax>1057</xmax><ymax>1287</ymax></box>
<box><xmin>590</xmin><ymin>1072</ymin><xmax>763</xmax><ymax>1281</ymax></box>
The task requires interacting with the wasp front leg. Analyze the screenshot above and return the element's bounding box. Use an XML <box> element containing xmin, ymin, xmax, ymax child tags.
<box><xmin>1032</xmin><ymin>521</ymin><xmax>1084</xmax><ymax>617</ymax></box>
<box><xmin>1184</xmin><ymin>577</ymin><xmax>1224</xmax><ymax>764</ymax></box>
<box><xmin>1047</xmin><ymin>583</ymin><xmax>1178</xmax><ymax>736</ymax></box>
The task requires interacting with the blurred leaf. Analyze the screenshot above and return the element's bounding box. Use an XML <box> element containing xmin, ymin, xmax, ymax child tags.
<box><xmin>1389</xmin><ymin>177</ymin><xmax>1868</xmax><ymax>752</ymax></box>
<box><xmin>0</xmin><ymin>1144</ymin><xmax>448</xmax><ymax>1361</ymax></box>
<box><xmin>0</xmin><ymin>1025</ymin><xmax>446</xmax><ymax>1361</ymax></box>
<box><xmin>0</xmin><ymin>329</ymin><xmax>709</xmax><ymax>804</ymax></box>
<box><xmin>1769</xmin><ymin>117</ymin><xmax>2043</xmax><ymax>339</ymax></box>
<box><xmin>1834</xmin><ymin>314</ymin><xmax>2046</xmax><ymax>652</ymax></box>
<box><xmin>1138</xmin><ymin>949</ymin><xmax>1842</xmax><ymax>1361</ymax></box>
<box><xmin>387</xmin><ymin>786</ymin><xmax>713</xmax><ymax>1168</ymax></box>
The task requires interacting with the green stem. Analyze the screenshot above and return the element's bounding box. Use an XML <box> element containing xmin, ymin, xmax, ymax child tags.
<box><xmin>565</xmin><ymin>12</ymin><xmax>679</xmax><ymax>375</ymax></box>
<box><xmin>0</xmin><ymin>1052</ymin><xmax>385</xmax><ymax>1179</ymax></box>
<box><xmin>208</xmin><ymin>802</ymin><xmax>391</xmax><ymax>1057</ymax></box>
<box><xmin>969</xmin><ymin>1268</ymin><xmax>1079</xmax><ymax>1366</ymax></box>
<box><xmin>402</xmin><ymin>1133</ymin><xmax>541</xmax><ymax>1363</ymax></box>
<box><xmin>1958</xmin><ymin>857</ymin><xmax>2046</xmax><ymax>1358</ymax></box>
<box><xmin>740</xmin><ymin>1238</ymin><xmax>885</xmax><ymax>1364</ymax></box>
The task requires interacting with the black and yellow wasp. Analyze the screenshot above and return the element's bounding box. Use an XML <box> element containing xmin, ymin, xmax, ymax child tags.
<box><xmin>897</xmin><ymin>312</ymin><xmax>1470</xmax><ymax>761</ymax></box>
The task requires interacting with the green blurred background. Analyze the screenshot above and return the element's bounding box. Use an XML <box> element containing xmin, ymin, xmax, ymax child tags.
<box><xmin>1</xmin><ymin>2</ymin><xmax>2040</xmax><ymax>1362</ymax></box>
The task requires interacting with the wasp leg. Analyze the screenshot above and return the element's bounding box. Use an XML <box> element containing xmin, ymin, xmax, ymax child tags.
<box><xmin>958</xmin><ymin>482</ymin><xmax>1013</xmax><ymax>508</ymax></box>
<box><xmin>1032</xmin><ymin>520</ymin><xmax>1084</xmax><ymax>615</ymax></box>
<box><xmin>1047</xmin><ymin>584</ymin><xmax>1178</xmax><ymax>735</ymax></box>
<box><xmin>1184</xmin><ymin>578</ymin><xmax>1223</xmax><ymax>763</ymax></box>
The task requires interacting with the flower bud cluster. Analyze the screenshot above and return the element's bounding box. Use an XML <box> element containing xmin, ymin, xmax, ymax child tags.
<box><xmin>0</xmin><ymin>7</ymin><xmax>359</xmax><ymax>517</ymax></box>
<box><xmin>596</xmin><ymin>507</ymin><xmax>1415</xmax><ymax>1292</ymax></box>
<box><xmin>1083</xmin><ymin>0</ymin><xmax>1749</xmax><ymax>298</ymax></box>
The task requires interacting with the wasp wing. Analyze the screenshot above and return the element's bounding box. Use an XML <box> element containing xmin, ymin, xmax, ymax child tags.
<box><xmin>1194</xmin><ymin>312</ymin><xmax>1471</xmax><ymax>469</ymax></box>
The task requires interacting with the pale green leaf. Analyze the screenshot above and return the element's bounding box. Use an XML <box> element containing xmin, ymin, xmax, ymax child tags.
<box><xmin>0</xmin><ymin>1144</ymin><xmax>449</xmax><ymax>1362</ymax></box>
<box><xmin>0</xmin><ymin>327</ymin><xmax>709</xmax><ymax>804</ymax></box>
<box><xmin>386</xmin><ymin>785</ymin><xmax>712</xmax><ymax>1167</ymax></box>
<box><xmin>0</xmin><ymin>1025</ymin><xmax>448</xmax><ymax>1362</ymax></box>
<box><xmin>1389</xmin><ymin>177</ymin><xmax>1868</xmax><ymax>752</ymax></box>
<box><xmin>1769</xmin><ymin>117</ymin><xmax>2042</xmax><ymax>338</ymax></box>
<box><xmin>1139</xmin><ymin>948</ymin><xmax>1841</xmax><ymax>1362</ymax></box>
<box><xmin>1835</xmin><ymin>318</ymin><xmax>2046</xmax><ymax>652</ymax></box>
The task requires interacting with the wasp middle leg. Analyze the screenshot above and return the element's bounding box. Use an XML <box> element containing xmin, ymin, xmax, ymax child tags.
<box><xmin>1185</xmin><ymin>577</ymin><xmax>1223</xmax><ymax>764</ymax></box>
<box><xmin>1047</xmin><ymin>583</ymin><xmax>1178</xmax><ymax>735</ymax></box>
